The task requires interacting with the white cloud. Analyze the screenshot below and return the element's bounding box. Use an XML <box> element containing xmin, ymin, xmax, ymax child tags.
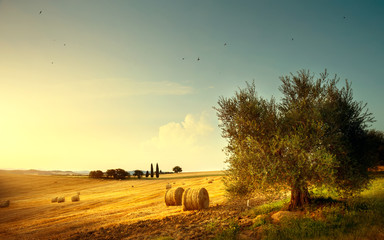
<box><xmin>149</xmin><ymin>112</ymin><xmax>213</xmax><ymax>148</ymax></box>
<box><xmin>140</xmin><ymin>112</ymin><xmax>225</xmax><ymax>171</ymax></box>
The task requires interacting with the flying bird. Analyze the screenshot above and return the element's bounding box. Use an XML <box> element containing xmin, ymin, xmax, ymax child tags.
<box><xmin>182</xmin><ymin>57</ymin><xmax>185</xmax><ymax>60</ymax></box>
<box><xmin>39</xmin><ymin>11</ymin><xmax>42</xmax><ymax>14</ymax></box>
<box><xmin>291</xmin><ymin>38</ymin><xmax>294</xmax><ymax>41</ymax></box>
<box><xmin>224</xmin><ymin>43</ymin><xmax>227</xmax><ymax>46</ymax></box>
<box><xmin>197</xmin><ymin>57</ymin><xmax>200</xmax><ymax>61</ymax></box>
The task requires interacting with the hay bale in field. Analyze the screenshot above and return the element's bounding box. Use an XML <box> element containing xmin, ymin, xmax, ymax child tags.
<box><xmin>182</xmin><ymin>187</ymin><xmax>209</xmax><ymax>211</ymax></box>
<box><xmin>207</xmin><ymin>179</ymin><xmax>213</xmax><ymax>184</ymax></box>
<box><xmin>166</xmin><ymin>183</ymin><xmax>172</xmax><ymax>190</ymax></box>
<box><xmin>57</xmin><ymin>197</ymin><xmax>65</xmax><ymax>203</ymax></box>
<box><xmin>165</xmin><ymin>187</ymin><xmax>184</xmax><ymax>206</ymax></box>
<box><xmin>0</xmin><ymin>200</ymin><xmax>10</xmax><ymax>208</ymax></box>
<box><xmin>71</xmin><ymin>194</ymin><xmax>80</xmax><ymax>202</ymax></box>
<box><xmin>51</xmin><ymin>197</ymin><xmax>58</xmax><ymax>203</ymax></box>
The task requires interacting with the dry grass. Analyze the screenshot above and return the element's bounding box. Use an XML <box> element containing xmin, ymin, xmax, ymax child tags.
<box><xmin>0</xmin><ymin>171</ymin><xmax>225</xmax><ymax>239</ymax></box>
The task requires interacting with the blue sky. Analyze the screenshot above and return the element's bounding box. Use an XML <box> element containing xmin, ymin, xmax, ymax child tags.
<box><xmin>0</xmin><ymin>0</ymin><xmax>383</xmax><ymax>172</ymax></box>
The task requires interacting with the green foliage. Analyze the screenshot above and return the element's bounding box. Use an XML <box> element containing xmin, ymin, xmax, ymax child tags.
<box><xmin>151</xmin><ymin>163</ymin><xmax>154</xmax><ymax>178</ymax></box>
<box><xmin>173</xmin><ymin>166</ymin><xmax>182</xmax><ymax>173</ymax></box>
<box><xmin>156</xmin><ymin>163</ymin><xmax>159</xmax><ymax>178</ymax></box>
<box><xmin>309</xmin><ymin>185</ymin><xmax>339</xmax><ymax>200</ymax></box>
<box><xmin>145</xmin><ymin>170</ymin><xmax>149</xmax><ymax>178</ymax></box>
<box><xmin>252</xmin><ymin>215</ymin><xmax>268</xmax><ymax>228</ymax></box>
<box><xmin>215</xmin><ymin>69</ymin><xmax>376</xmax><ymax>206</ymax></box>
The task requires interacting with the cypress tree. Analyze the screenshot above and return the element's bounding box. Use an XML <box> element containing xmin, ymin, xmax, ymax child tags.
<box><xmin>156</xmin><ymin>163</ymin><xmax>159</xmax><ymax>178</ymax></box>
<box><xmin>150</xmin><ymin>163</ymin><xmax>154</xmax><ymax>178</ymax></box>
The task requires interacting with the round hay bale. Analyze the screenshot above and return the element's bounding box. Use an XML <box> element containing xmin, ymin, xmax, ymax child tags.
<box><xmin>51</xmin><ymin>197</ymin><xmax>58</xmax><ymax>203</ymax></box>
<box><xmin>207</xmin><ymin>179</ymin><xmax>213</xmax><ymax>184</ymax></box>
<box><xmin>57</xmin><ymin>197</ymin><xmax>65</xmax><ymax>203</ymax></box>
<box><xmin>182</xmin><ymin>187</ymin><xmax>209</xmax><ymax>211</ymax></box>
<box><xmin>0</xmin><ymin>200</ymin><xmax>10</xmax><ymax>208</ymax></box>
<box><xmin>71</xmin><ymin>195</ymin><xmax>80</xmax><ymax>202</ymax></box>
<box><xmin>165</xmin><ymin>187</ymin><xmax>184</xmax><ymax>206</ymax></box>
<box><xmin>166</xmin><ymin>183</ymin><xmax>172</xmax><ymax>190</ymax></box>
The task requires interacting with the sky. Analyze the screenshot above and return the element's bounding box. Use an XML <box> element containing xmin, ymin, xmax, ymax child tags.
<box><xmin>0</xmin><ymin>0</ymin><xmax>383</xmax><ymax>172</ymax></box>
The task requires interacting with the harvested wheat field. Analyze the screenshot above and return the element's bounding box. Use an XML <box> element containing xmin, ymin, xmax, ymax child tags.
<box><xmin>0</xmin><ymin>171</ymin><xmax>233</xmax><ymax>240</ymax></box>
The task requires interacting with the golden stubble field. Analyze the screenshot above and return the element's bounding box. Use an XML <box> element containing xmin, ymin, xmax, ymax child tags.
<box><xmin>0</xmin><ymin>171</ymin><xmax>226</xmax><ymax>240</ymax></box>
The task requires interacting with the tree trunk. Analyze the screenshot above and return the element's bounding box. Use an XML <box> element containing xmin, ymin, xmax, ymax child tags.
<box><xmin>288</xmin><ymin>185</ymin><xmax>310</xmax><ymax>210</ymax></box>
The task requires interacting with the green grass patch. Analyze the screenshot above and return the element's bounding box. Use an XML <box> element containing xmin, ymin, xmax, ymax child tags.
<box><xmin>259</xmin><ymin>175</ymin><xmax>384</xmax><ymax>240</ymax></box>
<box><xmin>246</xmin><ymin>198</ymin><xmax>290</xmax><ymax>217</ymax></box>
<box><xmin>213</xmin><ymin>220</ymin><xmax>240</xmax><ymax>240</ymax></box>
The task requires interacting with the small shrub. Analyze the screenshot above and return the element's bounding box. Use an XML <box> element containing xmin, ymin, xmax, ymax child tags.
<box><xmin>250</xmin><ymin>198</ymin><xmax>289</xmax><ymax>216</ymax></box>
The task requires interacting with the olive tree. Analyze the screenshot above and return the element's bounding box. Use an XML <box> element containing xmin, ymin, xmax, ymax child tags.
<box><xmin>215</xmin><ymin>70</ymin><xmax>376</xmax><ymax>209</ymax></box>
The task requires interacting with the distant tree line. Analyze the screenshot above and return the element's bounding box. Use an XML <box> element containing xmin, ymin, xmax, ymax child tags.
<box><xmin>89</xmin><ymin>168</ymin><xmax>131</xmax><ymax>180</ymax></box>
<box><xmin>88</xmin><ymin>163</ymin><xmax>182</xmax><ymax>180</ymax></box>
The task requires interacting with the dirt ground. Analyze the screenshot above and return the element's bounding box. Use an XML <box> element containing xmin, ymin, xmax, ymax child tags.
<box><xmin>0</xmin><ymin>171</ymin><xmax>260</xmax><ymax>240</ymax></box>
